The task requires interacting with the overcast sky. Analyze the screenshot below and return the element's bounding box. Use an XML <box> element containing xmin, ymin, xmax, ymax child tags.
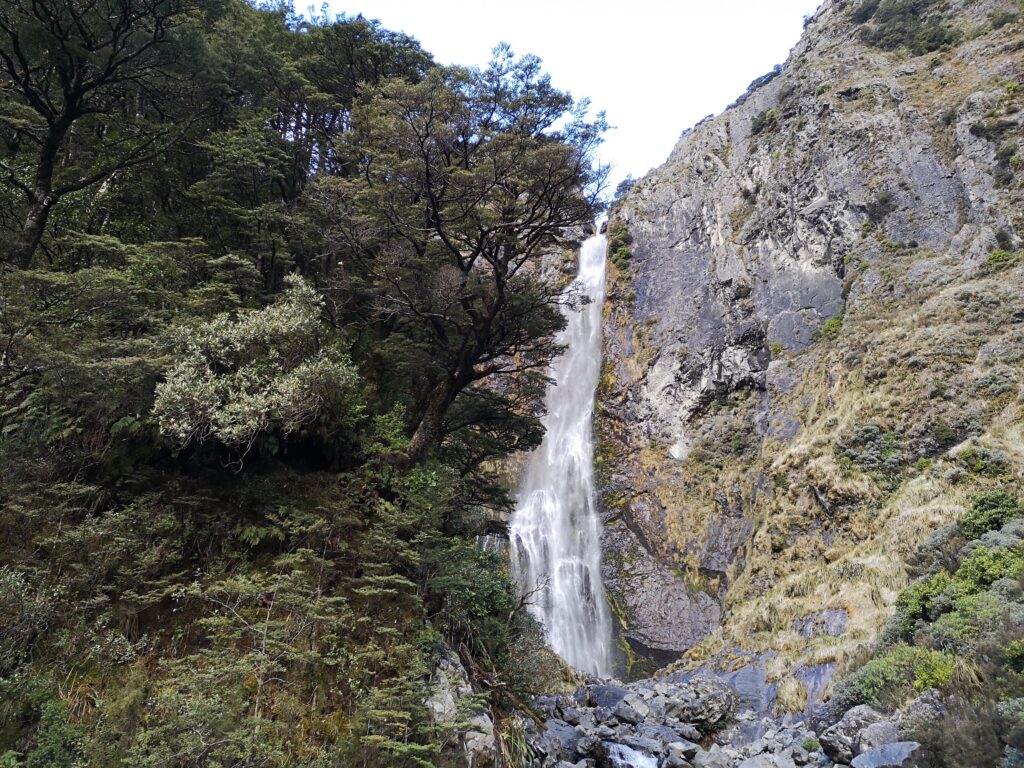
<box><xmin>325</xmin><ymin>1</ymin><xmax>822</xmax><ymax>193</ymax></box>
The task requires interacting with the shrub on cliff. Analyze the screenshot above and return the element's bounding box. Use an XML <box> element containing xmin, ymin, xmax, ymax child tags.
<box><xmin>962</xmin><ymin>491</ymin><xmax>1022</xmax><ymax>540</ymax></box>
<box><xmin>851</xmin><ymin>0</ymin><xmax>960</xmax><ymax>54</ymax></box>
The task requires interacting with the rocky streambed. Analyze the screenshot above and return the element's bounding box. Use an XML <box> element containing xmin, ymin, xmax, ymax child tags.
<box><xmin>523</xmin><ymin>675</ymin><xmax>931</xmax><ymax>768</ymax></box>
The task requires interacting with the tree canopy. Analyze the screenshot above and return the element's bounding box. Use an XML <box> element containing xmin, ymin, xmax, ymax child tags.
<box><xmin>0</xmin><ymin>2</ymin><xmax>604</xmax><ymax>765</ymax></box>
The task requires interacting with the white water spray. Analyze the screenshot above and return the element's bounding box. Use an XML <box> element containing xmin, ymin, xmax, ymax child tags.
<box><xmin>509</xmin><ymin>234</ymin><xmax>614</xmax><ymax>677</ymax></box>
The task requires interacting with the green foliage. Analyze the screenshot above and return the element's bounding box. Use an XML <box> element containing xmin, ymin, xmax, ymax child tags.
<box><xmin>837</xmin><ymin>490</ymin><xmax>1024</xmax><ymax>759</ymax></box>
<box><xmin>751</xmin><ymin>108</ymin><xmax>782</xmax><ymax>135</ymax></box>
<box><xmin>154</xmin><ymin>276</ymin><xmax>361</xmax><ymax>452</ymax></box>
<box><xmin>986</xmin><ymin>249</ymin><xmax>1020</xmax><ymax>270</ymax></box>
<box><xmin>991</xmin><ymin>9</ymin><xmax>1020</xmax><ymax>29</ymax></box>
<box><xmin>607</xmin><ymin>219</ymin><xmax>634</xmax><ymax>271</ymax></box>
<box><xmin>770</xmin><ymin>341</ymin><xmax>785</xmax><ymax>359</ymax></box>
<box><xmin>962</xmin><ymin>491</ymin><xmax>1023</xmax><ymax>540</ymax></box>
<box><xmin>832</xmin><ymin>645</ymin><xmax>956</xmax><ymax>710</ymax></box>
<box><xmin>892</xmin><ymin>570</ymin><xmax>959</xmax><ymax>638</ymax></box>
<box><xmin>956</xmin><ymin>545</ymin><xmax>1024</xmax><ymax>589</ymax></box>
<box><xmin>801</xmin><ymin>737</ymin><xmax>822</xmax><ymax>752</ymax></box>
<box><xmin>851</xmin><ymin>0</ymin><xmax>960</xmax><ymax>54</ymax></box>
<box><xmin>820</xmin><ymin>313</ymin><xmax>844</xmax><ymax>339</ymax></box>
<box><xmin>0</xmin><ymin>4</ymin><xmax>597</xmax><ymax>764</ymax></box>
<box><xmin>836</xmin><ymin>424</ymin><xmax>904</xmax><ymax>474</ymax></box>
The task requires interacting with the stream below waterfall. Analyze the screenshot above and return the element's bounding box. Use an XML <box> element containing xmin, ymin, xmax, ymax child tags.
<box><xmin>509</xmin><ymin>233</ymin><xmax>614</xmax><ymax>678</ymax></box>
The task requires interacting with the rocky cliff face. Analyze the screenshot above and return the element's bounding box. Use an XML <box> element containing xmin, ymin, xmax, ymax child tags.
<box><xmin>598</xmin><ymin>0</ymin><xmax>1024</xmax><ymax>703</ymax></box>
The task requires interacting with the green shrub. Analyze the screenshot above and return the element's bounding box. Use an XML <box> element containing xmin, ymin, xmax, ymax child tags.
<box><xmin>607</xmin><ymin>219</ymin><xmax>634</xmax><ymax>271</ymax></box>
<box><xmin>751</xmin><ymin>108</ymin><xmax>781</xmax><ymax>135</ymax></box>
<box><xmin>820</xmin><ymin>313</ymin><xmax>843</xmax><ymax>339</ymax></box>
<box><xmin>853</xmin><ymin>0</ymin><xmax>960</xmax><ymax>54</ymax></box>
<box><xmin>801</xmin><ymin>737</ymin><xmax>822</xmax><ymax>752</ymax></box>
<box><xmin>961</xmin><ymin>491</ymin><xmax>1022</xmax><ymax>540</ymax></box>
<box><xmin>837</xmin><ymin>424</ymin><xmax>904</xmax><ymax>474</ymax></box>
<box><xmin>991</xmin><ymin>10</ymin><xmax>1020</xmax><ymax>29</ymax></box>
<box><xmin>1004</xmin><ymin>640</ymin><xmax>1024</xmax><ymax>673</ymax></box>
<box><xmin>831</xmin><ymin>645</ymin><xmax>956</xmax><ymax>711</ymax></box>
<box><xmin>986</xmin><ymin>249</ymin><xmax>1019</xmax><ymax>270</ymax></box>
<box><xmin>770</xmin><ymin>341</ymin><xmax>784</xmax><ymax>358</ymax></box>
<box><xmin>971</xmin><ymin>120</ymin><xmax>1016</xmax><ymax>141</ymax></box>
<box><xmin>892</xmin><ymin>570</ymin><xmax>959</xmax><ymax>638</ymax></box>
<box><xmin>956</xmin><ymin>546</ymin><xmax>1024</xmax><ymax>590</ymax></box>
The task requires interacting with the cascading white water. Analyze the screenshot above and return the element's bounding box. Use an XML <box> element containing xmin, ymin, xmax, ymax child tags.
<box><xmin>605</xmin><ymin>743</ymin><xmax>658</xmax><ymax>768</ymax></box>
<box><xmin>509</xmin><ymin>233</ymin><xmax>614</xmax><ymax>677</ymax></box>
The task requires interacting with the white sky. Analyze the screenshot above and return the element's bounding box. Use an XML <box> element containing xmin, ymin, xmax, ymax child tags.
<box><xmin>325</xmin><ymin>1</ymin><xmax>822</xmax><ymax>193</ymax></box>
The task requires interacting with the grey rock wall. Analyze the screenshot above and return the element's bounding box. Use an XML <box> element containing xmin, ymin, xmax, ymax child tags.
<box><xmin>597</xmin><ymin>0</ymin><xmax>1024</xmax><ymax>668</ymax></box>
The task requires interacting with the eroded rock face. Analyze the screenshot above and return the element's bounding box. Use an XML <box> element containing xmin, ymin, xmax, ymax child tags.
<box><xmin>596</xmin><ymin>0</ymin><xmax>1024</xmax><ymax>677</ymax></box>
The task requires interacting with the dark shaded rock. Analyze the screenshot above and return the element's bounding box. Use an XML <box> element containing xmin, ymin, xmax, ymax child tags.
<box><xmin>590</xmin><ymin>685</ymin><xmax>630</xmax><ymax>709</ymax></box>
<box><xmin>536</xmin><ymin>695</ymin><xmax>563</xmax><ymax>719</ymax></box>
<box><xmin>577</xmin><ymin>735</ymin><xmax>601</xmax><ymax>755</ymax></box>
<box><xmin>562</xmin><ymin>707</ymin><xmax>582</xmax><ymax>726</ymax></box>
<box><xmin>540</xmin><ymin>719</ymin><xmax>580</xmax><ymax>761</ymax></box>
<box><xmin>612</xmin><ymin>702</ymin><xmax>643</xmax><ymax>725</ymax></box>
<box><xmin>637</xmin><ymin>722</ymin><xmax>681</xmax><ymax>747</ymax></box>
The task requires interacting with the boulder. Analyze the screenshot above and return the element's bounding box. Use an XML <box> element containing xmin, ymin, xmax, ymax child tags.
<box><xmin>859</xmin><ymin>721</ymin><xmax>900</xmax><ymax>753</ymax></box>
<box><xmin>637</xmin><ymin>722</ymin><xmax>682</xmax><ymax>748</ymax></box>
<box><xmin>623</xmin><ymin>693</ymin><xmax>652</xmax><ymax>719</ymax></box>
<box><xmin>850</xmin><ymin>741</ymin><xmax>921</xmax><ymax>768</ymax></box>
<box><xmin>612</xmin><ymin>701</ymin><xmax>644</xmax><ymax>725</ymax></box>
<box><xmin>536</xmin><ymin>719</ymin><xmax>579</xmax><ymax>762</ymax></box>
<box><xmin>737</xmin><ymin>755</ymin><xmax>797</xmax><ymax>768</ymax></box>
<box><xmin>693</xmin><ymin>745</ymin><xmax>733</xmax><ymax>768</ymax></box>
<box><xmin>590</xmin><ymin>685</ymin><xmax>630</xmax><ymax>709</ymax></box>
<box><xmin>577</xmin><ymin>735</ymin><xmax>601</xmax><ymax>756</ymax></box>
<box><xmin>667</xmin><ymin>740</ymin><xmax>702</xmax><ymax>759</ymax></box>
<box><xmin>820</xmin><ymin>705</ymin><xmax>887</xmax><ymax>764</ymax></box>
<box><xmin>666</xmin><ymin>720</ymin><xmax>703</xmax><ymax>741</ymax></box>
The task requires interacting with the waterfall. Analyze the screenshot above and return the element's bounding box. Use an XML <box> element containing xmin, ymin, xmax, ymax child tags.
<box><xmin>605</xmin><ymin>743</ymin><xmax>658</xmax><ymax>768</ymax></box>
<box><xmin>509</xmin><ymin>233</ymin><xmax>614</xmax><ymax>677</ymax></box>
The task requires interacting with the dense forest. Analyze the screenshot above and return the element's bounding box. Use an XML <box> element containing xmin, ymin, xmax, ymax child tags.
<box><xmin>0</xmin><ymin>0</ymin><xmax>607</xmax><ymax>764</ymax></box>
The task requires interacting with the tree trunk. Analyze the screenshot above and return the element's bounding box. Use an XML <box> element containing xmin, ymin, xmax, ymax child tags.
<box><xmin>9</xmin><ymin>194</ymin><xmax>55</xmax><ymax>269</ymax></box>
<box><xmin>7</xmin><ymin>123</ymin><xmax>65</xmax><ymax>269</ymax></box>
<box><xmin>407</xmin><ymin>378</ymin><xmax>456</xmax><ymax>463</ymax></box>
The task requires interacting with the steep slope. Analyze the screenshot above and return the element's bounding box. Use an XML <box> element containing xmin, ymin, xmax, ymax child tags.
<box><xmin>598</xmin><ymin>0</ymin><xmax>1024</xmax><ymax>706</ymax></box>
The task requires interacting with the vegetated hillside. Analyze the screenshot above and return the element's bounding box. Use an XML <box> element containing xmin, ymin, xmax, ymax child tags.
<box><xmin>599</xmin><ymin>0</ymin><xmax>1024</xmax><ymax>722</ymax></box>
<box><xmin>0</xmin><ymin>1</ymin><xmax>606</xmax><ymax>764</ymax></box>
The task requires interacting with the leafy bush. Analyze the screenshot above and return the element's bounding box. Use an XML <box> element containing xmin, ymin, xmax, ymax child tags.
<box><xmin>836</xmin><ymin>424</ymin><xmax>903</xmax><ymax>474</ymax></box>
<box><xmin>991</xmin><ymin>10</ymin><xmax>1020</xmax><ymax>29</ymax></box>
<box><xmin>962</xmin><ymin>491</ymin><xmax>1022</xmax><ymax>540</ymax></box>
<box><xmin>820</xmin><ymin>313</ymin><xmax>844</xmax><ymax>339</ymax></box>
<box><xmin>751</xmin><ymin>108</ymin><xmax>782</xmax><ymax>135</ymax></box>
<box><xmin>956</xmin><ymin>546</ymin><xmax>1024</xmax><ymax>590</ymax></box>
<box><xmin>891</xmin><ymin>571</ymin><xmax>959</xmax><ymax>638</ymax></box>
<box><xmin>852</xmin><ymin>0</ymin><xmax>960</xmax><ymax>54</ymax></box>
<box><xmin>801</xmin><ymin>737</ymin><xmax>822</xmax><ymax>752</ymax></box>
<box><xmin>607</xmin><ymin>219</ymin><xmax>634</xmax><ymax>271</ymax></box>
<box><xmin>830</xmin><ymin>645</ymin><xmax>956</xmax><ymax>711</ymax></box>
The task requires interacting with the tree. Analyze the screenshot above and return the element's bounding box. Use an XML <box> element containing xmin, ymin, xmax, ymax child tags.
<box><xmin>0</xmin><ymin>0</ymin><xmax>201</xmax><ymax>268</ymax></box>
<box><xmin>336</xmin><ymin>45</ymin><xmax>607</xmax><ymax>462</ymax></box>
